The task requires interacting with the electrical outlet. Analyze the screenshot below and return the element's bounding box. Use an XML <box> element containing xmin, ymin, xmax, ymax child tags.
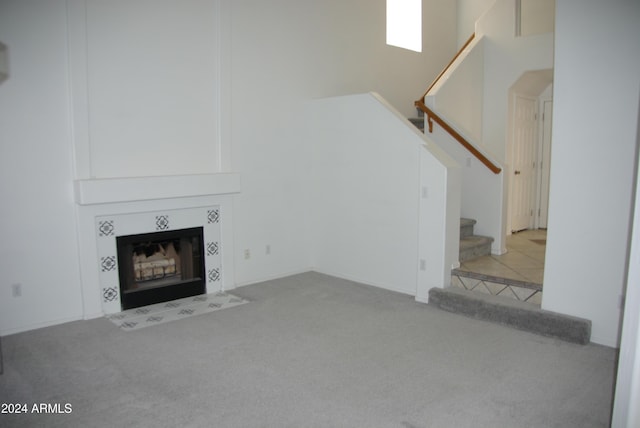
<box><xmin>11</xmin><ymin>283</ymin><xmax>22</xmax><ymax>298</ymax></box>
<box><xmin>419</xmin><ymin>259</ymin><xmax>426</xmax><ymax>271</ymax></box>
<box><xmin>244</xmin><ymin>249</ymin><xmax>251</xmax><ymax>260</ymax></box>
<box><xmin>265</xmin><ymin>245</ymin><xmax>271</xmax><ymax>255</ymax></box>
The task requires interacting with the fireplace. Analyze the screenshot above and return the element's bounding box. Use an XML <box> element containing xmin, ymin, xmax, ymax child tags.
<box><xmin>116</xmin><ymin>227</ymin><xmax>206</xmax><ymax>310</ymax></box>
<box><xmin>74</xmin><ymin>174</ymin><xmax>240</xmax><ymax>318</ymax></box>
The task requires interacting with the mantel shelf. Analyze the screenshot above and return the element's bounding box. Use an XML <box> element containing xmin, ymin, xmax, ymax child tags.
<box><xmin>74</xmin><ymin>173</ymin><xmax>241</xmax><ymax>205</ymax></box>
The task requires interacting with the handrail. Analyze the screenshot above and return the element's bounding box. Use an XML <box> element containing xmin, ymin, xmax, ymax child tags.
<box><xmin>414</xmin><ymin>32</ymin><xmax>501</xmax><ymax>174</ymax></box>
<box><xmin>415</xmin><ymin>100</ymin><xmax>502</xmax><ymax>174</ymax></box>
<box><xmin>418</xmin><ymin>33</ymin><xmax>475</xmax><ymax>103</ymax></box>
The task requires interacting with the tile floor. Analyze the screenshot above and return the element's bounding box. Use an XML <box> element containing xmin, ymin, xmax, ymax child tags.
<box><xmin>460</xmin><ymin>229</ymin><xmax>546</xmax><ymax>284</ymax></box>
<box><xmin>452</xmin><ymin>229</ymin><xmax>547</xmax><ymax>306</ymax></box>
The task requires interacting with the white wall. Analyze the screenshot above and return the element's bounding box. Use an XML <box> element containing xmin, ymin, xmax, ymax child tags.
<box><xmin>433</xmin><ymin>39</ymin><xmax>484</xmax><ymax>142</ymax></box>
<box><xmin>519</xmin><ymin>0</ymin><xmax>555</xmax><ymax>37</ymax></box>
<box><xmin>456</xmin><ymin>0</ymin><xmax>495</xmax><ymax>48</ymax></box>
<box><xmin>612</xmin><ymin>94</ymin><xmax>640</xmax><ymax>426</ymax></box>
<box><xmin>477</xmin><ymin>0</ymin><xmax>554</xmax><ymax>165</ymax></box>
<box><xmin>543</xmin><ymin>0</ymin><xmax>640</xmax><ymax>347</ymax></box>
<box><xmin>458</xmin><ymin>0</ymin><xmax>555</xmax><ymax>42</ymax></box>
<box><xmin>308</xmin><ymin>93</ymin><xmax>459</xmax><ymax>297</ymax></box>
<box><xmin>418</xmin><ymin>136</ymin><xmax>462</xmax><ymax>301</ymax></box>
<box><xmin>229</xmin><ymin>0</ymin><xmax>458</xmax><ymax>287</ymax></box>
<box><xmin>0</xmin><ymin>1</ymin><xmax>84</xmax><ymax>333</ymax></box>
<box><xmin>0</xmin><ymin>0</ymin><xmax>458</xmax><ymax>334</ymax></box>
<box><xmin>309</xmin><ymin>94</ymin><xmax>421</xmax><ymax>294</ymax></box>
<box><xmin>72</xmin><ymin>0</ymin><xmax>222</xmax><ymax>178</ymax></box>
<box><xmin>431</xmin><ymin>0</ymin><xmax>553</xmax><ymax>254</ymax></box>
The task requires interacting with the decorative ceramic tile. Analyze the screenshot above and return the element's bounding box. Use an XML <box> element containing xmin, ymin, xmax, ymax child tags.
<box><xmin>208</xmin><ymin>268</ymin><xmax>221</xmax><ymax>283</ymax></box>
<box><xmin>497</xmin><ymin>286</ymin><xmax>518</xmax><ymax>300</ymax></box>
<box><xmin>527</xmin><ymin>291</ymin><xmax>543</xmax><ymax>306</ymax></box>
<box><xmin>96</xmin><ymin>205</ymin><xmax>223</xmax><ymax>314</ymax></box>
<box><xmin>155</xmin><ymin>215</ymin><xmax>169</xmax><ymax>230</ymax></box>
<box><xmin>511</xmin><ymin>286</ymin><xmax>537</xmax><ymax>302</ymax></box>
<box><xmin>472</xmin><ymin>283</ymin><xmax>491</xmax><ymax>295</ymax></box>
<box><xmin>459</xmin><ymin>276</ymin><xmax>481</xmax><ymax>290</ymax></box>
<box><xmin>450</xmin><ymin>274</ymin><xmax>544</xmax><ymax>307</ymax></box>
<box><xmin>98</xmin><ymin>220</ymin><xmax>115</xmax><ymax>237</ymax></box>
<box><xmin>452</xmin><ymin>269</ymin><xmax>541</xmax><ymax>291</ymax></box>
<box><xmin>451</xmin><ymin>276</ymin><xmax>465</xmax><ymax>289</ymax></box>
<box><xmin>207</xmin><ymin>241</ymin><xmax>219</xmax><ymax>256</ymax></box>
<box><xmin>100</xmin><ymin>256</ymin><xmax>117</xmax><ymax>272</ymax></box>
<box><xmin>106</xmin><ymin>292</ymin><xmax>248</xmax><ymax>331</ymax></box>
<box><xmin>102</xmin><ymin>287</ymin><xmax>118</xmax><ymax>303</ymax></box>
<box><xmin>207</xmin><ymin>209</ymin><xmax>220</xmax><ymax>224</ymax></box>
<box><xmin>483</xmin><ymin>281</ymin><xmax>508</xmax><ymax>296</ymax></box>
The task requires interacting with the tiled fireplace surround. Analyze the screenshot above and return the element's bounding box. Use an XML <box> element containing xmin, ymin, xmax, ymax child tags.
<box><xmin>74</xmin><ymin>174</ymin><xmax>240</xmax><ymax>318</ymax></box>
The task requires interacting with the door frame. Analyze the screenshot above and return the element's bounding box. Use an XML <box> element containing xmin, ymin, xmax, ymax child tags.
<box><xmin>508</xmin><ymin>92</ymin><xmax>538</xmax><ymax>234</ymax></box>
<box><xmin>534</xmin><ymin>98</ymin><xmax>553</xmax><ymax>229</ymax></box>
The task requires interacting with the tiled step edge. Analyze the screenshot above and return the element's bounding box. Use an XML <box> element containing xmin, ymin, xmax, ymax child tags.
<box><xmin>452</xmin><ymin>269</ymin><xmax>542</xmax><ymax>291</ymax></box>
<box><xmin>451</xmin><ymin>270</ymin><xmax>542</xmax><ymax>306</ymax></box>
<box><xmin>428</xmin><ymin>287</ymin><xmax>591</xmax><ymax>345</ymax></box>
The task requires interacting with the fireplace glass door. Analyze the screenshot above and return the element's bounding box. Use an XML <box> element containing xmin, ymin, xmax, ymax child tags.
<box><xmin>116</xmin><ymin>227</ymin><xmax>205</xmax><ymax>310</ymax></box>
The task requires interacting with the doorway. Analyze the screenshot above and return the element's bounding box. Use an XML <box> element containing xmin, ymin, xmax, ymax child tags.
<box><xmin>507</xmin><ymin>70</ymin><xmax>554</xmax><ymax>235</ymax></box>
<box><xmin>510</xmin><ymin>94</ymin><xmax>538</xmax><ymax>233</ymax></box>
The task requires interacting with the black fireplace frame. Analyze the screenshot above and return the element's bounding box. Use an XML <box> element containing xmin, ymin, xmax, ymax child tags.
<box><xmin>116</xmin><ymin>227</ymin><xmax>206</xmax><ymax>310</ymax></box>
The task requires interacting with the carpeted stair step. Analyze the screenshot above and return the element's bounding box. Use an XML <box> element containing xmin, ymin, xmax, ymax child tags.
<box><xmin>408</xmin><ymin>117</ymin><xmax>424</xmax><ymax>132</ymax></box>
<box><xmin>460</xmin><ymin>218</ymin><xmax>476</xmax><ymax>238</ymax></box>
<box><xmin>459</xmin><ymin>234</ymin><xmax>493</xmax><ymax>262</ymax></box>
<box><xmin>428</xmin><ymin>286</ymin><xmax>591</xmax><ymax>344</ymax></box>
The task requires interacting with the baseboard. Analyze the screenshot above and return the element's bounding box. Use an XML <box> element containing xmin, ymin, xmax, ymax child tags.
<box><xmin>415</xmin><ymin>295</ymin><xmax>429</xmax><ymax>304</ymax></box>
<box><xmin>233</xmin><ymin>268</ymin><xmax>315</xmax><ymax>289</ymax></box>
<box><xmin>0</xmin><ymin>315</ymin><xmax>84</xmax><ymax>337</ymax></box>
<box><xmin>311</xmin><ymin>269</ymin><xmax>416</xmax><ymax>297</ymax></box>
<box><xmin>491</xmin><ymin>247</ymin><xmax>507</xmax><ymax>256</ymax></box>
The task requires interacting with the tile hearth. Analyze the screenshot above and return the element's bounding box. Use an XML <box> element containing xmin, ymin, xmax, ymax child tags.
<box><xmin>106</xmin><ymin>292</ymin><xmax>249</xmax><ymax>331</ymax></box>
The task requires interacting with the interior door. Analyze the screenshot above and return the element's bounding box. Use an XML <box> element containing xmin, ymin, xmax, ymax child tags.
<box><xmin>510</xmin><ymin>94</ymin><xmax>537</xmax><ymax>233</ymax></box>
<box><xmin>537</xmin><ymin>100</ymin><xmax>553</xmax><ymax>228</ymax></box>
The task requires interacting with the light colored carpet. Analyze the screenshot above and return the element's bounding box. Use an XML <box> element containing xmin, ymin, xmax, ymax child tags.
<box><xmin>0</xmin><ymin>272</ymin><xmax>617</xmax><ymax>427</ymax></box>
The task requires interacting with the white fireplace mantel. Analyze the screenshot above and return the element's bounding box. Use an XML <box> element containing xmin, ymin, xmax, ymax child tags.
<box><xmin>73</xmin><ymin>172</ymin><xmax>241</xmax><ymax>319</ymax></box>
<box><xmin>74</xmin><ymin>173</ymin><xmax>241</xmax><ymax>205</ymax></box>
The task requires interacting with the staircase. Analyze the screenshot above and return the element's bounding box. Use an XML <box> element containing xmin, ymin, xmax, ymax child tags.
<box><xmin>425</xmin><ymin>217</ymin><xmax>592</xmax><ymax>345</ymax></box>
<box><xmin>459</xmin><ymin>218</ymin><xmax>493</xmax><ymax>262</ymax></box>
<box><xmin>408</xmin><ymin>116</ymin><xmax>424</xmax><ymax>132</ymax></box>
<box><xmin>408</xmin><ymin>106</ymin><xmax>426</xmax><ymax>132</ymax></box>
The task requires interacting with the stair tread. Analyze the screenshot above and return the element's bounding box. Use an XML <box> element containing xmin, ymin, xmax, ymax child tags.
<box><xmin>459</xmin><ymin>218</ymin><xmax>493</xmax><ymax>262</ymax></box>
<box><xmin>459</xmin><ymin>235</ymin><xmax>493</xmax><ymax>249</ymax></box>
<box><xmin>460</xmin><ymin>218</ymin><xmax>476</xmax><ymax>227</ymax></box>
<box><xmin>408</xmin><ymin>118</ymin><xmax>424</xmax><ymax>132</ymax></box>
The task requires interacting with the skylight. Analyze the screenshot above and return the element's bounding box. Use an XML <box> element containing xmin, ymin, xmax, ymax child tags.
<box><xmin>386</xmin><ymin>0</ymin><xmax>422</xmax><ymax>52</ymax></box>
